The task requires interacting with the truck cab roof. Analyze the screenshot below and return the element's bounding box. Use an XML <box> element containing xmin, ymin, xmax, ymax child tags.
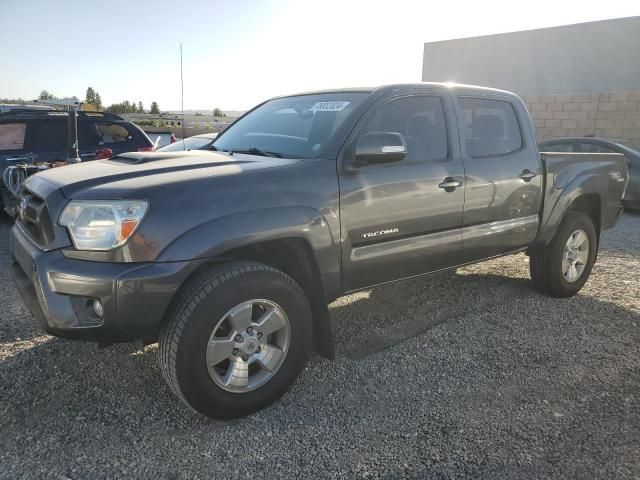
<box><xmin>280</xmin><ymin>82</ymin><xmax>518</xmax><ymax>99</ymax></box>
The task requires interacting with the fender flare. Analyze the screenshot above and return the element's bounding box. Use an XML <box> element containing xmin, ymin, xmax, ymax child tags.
<box><xmin>156</xmin><ymin>205</ymin><xmax>341</xmax><ymax>302</ymax></box>
<box><xmin>537</xmin><ymin>172</ymin><xmax>605</xmax><ymax>245</ymax></box>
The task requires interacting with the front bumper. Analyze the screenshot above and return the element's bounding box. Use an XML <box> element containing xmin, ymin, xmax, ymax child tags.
<box><xmin>10</xmin><ymin>224</ymin><xmax>197</xmax><ymax>342</ymax></box>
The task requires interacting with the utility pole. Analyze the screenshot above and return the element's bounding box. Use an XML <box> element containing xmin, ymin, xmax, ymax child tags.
<box><xmin>66</xmin><ymin>106</ymin><xmax>81</xmax><ymax>163</ymax></box>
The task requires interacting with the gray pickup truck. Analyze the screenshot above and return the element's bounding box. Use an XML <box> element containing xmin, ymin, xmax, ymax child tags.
<box><xmin>10</xmin><ymin>83</ymin><xmax>628</xmax><ymax>418</ymax></box>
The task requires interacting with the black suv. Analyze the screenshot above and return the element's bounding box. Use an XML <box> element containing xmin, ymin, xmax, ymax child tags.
<box><xmin>0</xmin><ymin>110</ymin><xmax>153</xmax><ymax>212</ymax></box>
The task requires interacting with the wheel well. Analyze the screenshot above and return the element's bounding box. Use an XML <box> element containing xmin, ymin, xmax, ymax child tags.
<box><xmin>568</xmin><ymin>194</ymin><xmax>601</xmax><ymax>236</ymax></box>
<box><xmin>225</xmin><ymin>238</ymin><xmax>323</xmax><ymax>296</ymax></box>
<box><xmin>168</xmin><ymin>238</ymin><xmax>335</xmax><ymax>359</ymax></box>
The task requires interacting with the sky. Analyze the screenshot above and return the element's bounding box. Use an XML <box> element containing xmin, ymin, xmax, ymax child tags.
<box><xmin>1</xmin><ymin>0</ymin><xmax>639</xmax><ymax>111</ymax></box>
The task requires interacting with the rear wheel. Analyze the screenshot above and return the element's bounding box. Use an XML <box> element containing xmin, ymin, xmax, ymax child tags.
<box><xmin>159</xmin><ymin>261</ymin><xmax>312</xmax><ymax>419</ymax></box>
<box><xmin>529</xmin><ymin>211</ymin><xmax>597</xmax><ymax>297</ymax></box>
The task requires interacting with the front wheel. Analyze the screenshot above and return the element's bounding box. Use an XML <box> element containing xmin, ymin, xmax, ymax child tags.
<box><xmin>158</xmin><ymin>262</ymin><xmax>312</xmax><ymax>419</ymax></box>
<box><xmin>529</xmin><ymin>211</ymin><xmax>598</xmax><ymax>297</ymax></box>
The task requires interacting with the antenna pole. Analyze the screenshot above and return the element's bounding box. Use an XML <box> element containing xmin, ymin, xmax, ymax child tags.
<box><xmin>180</xmin><ymin>42</ymin><xmax>186</xmax><ymax>149</ymax></box>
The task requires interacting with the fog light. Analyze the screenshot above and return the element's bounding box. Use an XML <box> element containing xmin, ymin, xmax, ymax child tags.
<box><xmin>92</xmin><ymin>299</ymin><xmax>104</xmax><ymax>318</ymax></box>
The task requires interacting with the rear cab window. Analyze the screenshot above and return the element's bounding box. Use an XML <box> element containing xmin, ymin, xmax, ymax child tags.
<box><xmin>542</xmin><ymin>143</ymin><xmax>574</xmax><ymax>152</ymax></box>
<box><xmin>578</xmin><ymin>143</ymin><xmax>614</xmax><ymax>154</ymax></box>
<box><xmin>459</xmin><ymin>97</ymin><xmax>523</xmax><ymax>158</ymax></box>
<box><xmin>0</xmin><ymin>122</ymin><xmax>27</xmax><ymax>151</ymax></box>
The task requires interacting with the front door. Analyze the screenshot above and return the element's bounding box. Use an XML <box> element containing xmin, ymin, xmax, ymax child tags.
<box><xmin>339</xmin><ymin>90</ymin><xmax>465</xmax><ymax>292</ymax></box>
<box><xmin>454</xmin><ymin>94</ymin><xmax>543</xmax><ymax>263</ymax></box>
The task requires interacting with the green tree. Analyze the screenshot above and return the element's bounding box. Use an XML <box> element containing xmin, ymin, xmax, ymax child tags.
<box><xmin>85</xmin><ymin>87</ymin><xmax>96</xmax><ymax>104</ymax></box>
<box><xmin>0</xmin><ymin>97</ymin><xmax>24</xmax><ymax>104</ymax></box>
<box><xmin>106</xmin><ymin>100</ymin><xmax>151</xmax><ymax>115</ymax></box>
<box><xmin>39</xmin><ymin>90</ymin><xmax>56</xmax><ymax>100</ymax></box>
<box><xmin>212</xmin><ymin>107</ymin><xmax>226</xmax><ymax>117</ymax></box>
<box><xmin>84</xmin><ymin>87</ymin><xmax>103</xmax><ymax>110</ymax></box>
<box><xmin>150</xmin><ymin>101</ymin><xmax>160</xmax><ymax>114</ymax></box>
<box><xmin>106</xmin><ymin>102</ymin><xmax>126</xmax><ymax>114</ymax></box>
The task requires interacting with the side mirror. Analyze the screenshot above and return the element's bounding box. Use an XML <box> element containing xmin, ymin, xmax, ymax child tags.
<box><xmin>353</xmin><ymin>132</ymin><xmax>407</xmax><ymax>167</ymax></box>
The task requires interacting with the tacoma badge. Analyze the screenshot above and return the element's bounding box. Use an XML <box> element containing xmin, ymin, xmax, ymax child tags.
<box><xmin>362</xmin><ymin>228</ymin><xmax>399</xmax><ymax>239</ymax></box>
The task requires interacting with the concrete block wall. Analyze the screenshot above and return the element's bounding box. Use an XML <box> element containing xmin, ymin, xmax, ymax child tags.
<box><xmin>523</xmin><ymin>91</ymin><xmax>640</xmax><ymax>149</ymax></box>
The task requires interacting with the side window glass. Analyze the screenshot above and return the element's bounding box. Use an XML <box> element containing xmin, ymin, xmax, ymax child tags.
<box><xmin>29</xmin><ymin>120</ymin><xmax>67</xmax><ymax>153</ymax></box>
<box><xmin>579</xmin><ymin>144</ymin><xmax>614</xmax><ymax>154</ymax></box>
<box><xmin>360</xmin><ymin>96</ymin><xmax>448</xmax><ymax>163</ymax></box>
<box><xmin>96</xmin><ymin>123</ymin><xmax>133</xmax><ymax>144</ymax></box>
<box><xmin>0</xmin><ymin>122</ymin><xmax>27</xmax><ymax>151</ymax></box>
<box><xmin>459</xmin><ymin>97</ymin><xmax>523</xmax><ymax>158</ymax></box>
<box><xmin>78</xmin><ymin>122</ymin><xmax>100</xmax><ymax>149</ymax></box>
<box><xmin>543</xmin><ymin>143</ymin><xmax>573</xmax><ymax>152</ymax></box>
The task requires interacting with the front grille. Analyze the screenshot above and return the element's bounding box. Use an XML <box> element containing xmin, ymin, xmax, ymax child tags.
<box><xmin>16</xmin><ymin>191</ymin><xmax>54</xmax><ymax>247</ymax></box>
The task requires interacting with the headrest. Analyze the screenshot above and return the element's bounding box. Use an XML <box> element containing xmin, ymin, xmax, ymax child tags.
<box><xmin>406</xmin><ymin>115</ymin><xmax>433</xmax><ymax>138</ymax></box>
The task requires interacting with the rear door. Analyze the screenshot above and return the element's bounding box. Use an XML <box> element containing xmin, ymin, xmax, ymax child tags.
<box><xmin>339</xmin><ymin>88</ymin><xmax>465</xmax><ymax>291</ymax></box>
<box><xmin>26</xmin><ymin>117</ymin><xmax>69</xmax><ymax>163</ymax></box>
<box><xmin>454</xmin><ymin>93</ymin><xmax>543</xmax><ymax>262</ymax></box>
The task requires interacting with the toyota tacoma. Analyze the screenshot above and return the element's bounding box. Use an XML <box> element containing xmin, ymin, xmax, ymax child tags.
<box><xmin>10</xmin><ymin>83</ymin><xmax>628</xmax><ymax>418</ymax></box>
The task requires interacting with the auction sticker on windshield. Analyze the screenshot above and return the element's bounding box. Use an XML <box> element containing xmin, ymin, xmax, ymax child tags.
<box><xmin>309</xmin><ymin>101</ymin><xmax>351</xmax><ymax>112</ymax></box>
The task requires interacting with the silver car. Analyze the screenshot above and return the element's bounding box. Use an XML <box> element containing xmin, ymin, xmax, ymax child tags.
<box><xmin>156</xmin><ymin>132</ymin><xmax>218</xmax><ymax>152</ymax></box>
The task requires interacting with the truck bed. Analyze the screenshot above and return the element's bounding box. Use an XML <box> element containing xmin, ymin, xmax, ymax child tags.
<box><xmin>537</xmin><ymin>152</ymin><xmax>627</xmax><ymax>244</ymax></box>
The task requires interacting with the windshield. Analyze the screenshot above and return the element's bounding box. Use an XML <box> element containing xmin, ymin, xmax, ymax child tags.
<box><xmin>157</xmin><ymin>135</ymin><xmax>216</xmax><ymax>152</ymax></box>
<box><xmin>212</xmin><ymin>93</ymin><xmax>368</xmax><ymax>159</ymax></box>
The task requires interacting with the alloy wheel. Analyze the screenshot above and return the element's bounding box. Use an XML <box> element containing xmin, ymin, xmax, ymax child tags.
<box><xmin>205</xmin><ymin>299</ymin><xmax>291</xmax><ymax>393</ymax></box>
<box><xmin>562</xmin><ymin>229</ymin><xmax>589</xmax><ymax>283</ymax></box>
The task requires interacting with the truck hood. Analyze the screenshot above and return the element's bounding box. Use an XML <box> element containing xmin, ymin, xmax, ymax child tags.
<box><xmin>28</xmin><ymin>150</ymin><xmax>302</xmax><ymax>199</ymax></box>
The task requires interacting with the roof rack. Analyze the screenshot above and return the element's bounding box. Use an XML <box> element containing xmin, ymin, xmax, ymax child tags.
<box><xmin>0</xmin><ymin>110</ymin><xmax>124</xmax><ymax>121</ymax></box>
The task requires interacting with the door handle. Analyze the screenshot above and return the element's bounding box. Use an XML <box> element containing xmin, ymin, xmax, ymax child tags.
<box><xmin>438</xmin><ymin>177</ymin><xmax>462</xmax><ymax>191</ymax></box>
<box><xmin>519</xmin><ymin>169</ymin><xmax>537</xmax><ymax>182</ymax></box>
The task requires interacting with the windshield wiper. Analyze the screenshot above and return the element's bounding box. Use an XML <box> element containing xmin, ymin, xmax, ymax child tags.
<box><xmin>231</xmin><ymin>148</ymin><xmax>283</xmax><ymax>158</ymax></box>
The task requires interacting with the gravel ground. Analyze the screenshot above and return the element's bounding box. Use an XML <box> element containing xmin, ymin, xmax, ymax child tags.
<box><xmin>0</xmin><ymin>213</ymin><xmax>639</xmax><ymax>479</ymax></box>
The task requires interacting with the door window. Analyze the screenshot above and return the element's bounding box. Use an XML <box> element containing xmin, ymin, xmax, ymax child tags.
<box><xmin>95</xmin><ymin>123</ymin><xmax>133</xmax><ymax>144</ymax></box>
<box><xmin>78</xmin><ymin>121</ymin><xmax>101</xmax><ymax>149</ymax></box>
<box><xmin>459</xmin><ymin>97</ymin><xmax>522</xmax><ymax>158</ymax></box>
<box><xmin>542</xmin><ymin>143</ymin><xmax>574</xmax><ymax>152</ymax></box>
<box><xmin>360</xmin><ymin>96</ymin><xmax>448</xmax><ymax>163</ymax></box>
<box><xmin>0</xmin><ymin>122</ymin><xmax>27</xmax><ymax>151</ymax></box>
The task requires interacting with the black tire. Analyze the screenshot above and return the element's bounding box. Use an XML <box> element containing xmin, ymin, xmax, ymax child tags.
<box><xmin>158</xmin><ymin>261</ymin><xmax>312</xmax><ymax>419</ymax></box>
<box><xmin>529</xmin><ymin>211</ymin><xmax>597</xmax><ymax>298</ymax></box>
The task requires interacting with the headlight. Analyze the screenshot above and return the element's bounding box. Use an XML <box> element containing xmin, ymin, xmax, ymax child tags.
<box><xmin>59</xmin><ymin>200</ymin><xmax>148</xmax><ymax>251</ymax></box>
